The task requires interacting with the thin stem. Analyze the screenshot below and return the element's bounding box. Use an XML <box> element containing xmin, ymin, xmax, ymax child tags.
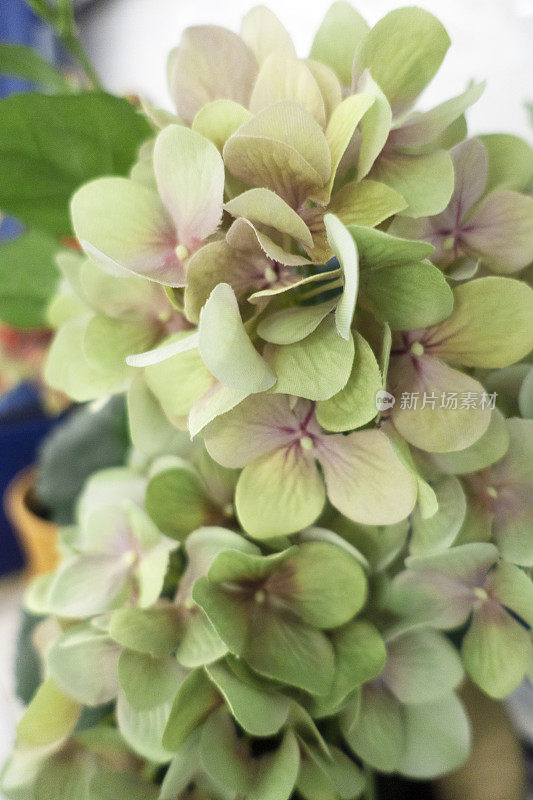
<box><xmin>363</xmin><ymin>763</ymin><xmax>377</xmax><ymax>800</ymax></box>
<box><xmin>299</xmin><ymin>275</ymin><xmax>343</xmax><ymax>301</ymax></box>
<box><xmin>25</xmin><ymin>0</ymin><xmax>102</xmax><ymax>90</ymax></box>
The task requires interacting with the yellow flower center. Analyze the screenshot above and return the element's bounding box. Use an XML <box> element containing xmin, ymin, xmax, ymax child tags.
<box><xmin>473</xmin><ymin>587</ymin><xmax>488</xmax><ymax>601</ymax></box>
<box><xmin>175</xmin><ymin>244</ymin><xmax>189</xmax><ymax>261</ymax></box>
<box><xmin>410</xmin><ymin>341</ymin><xmax>425</xmax><ymax>357</ymax></box>
<box><xmin>300</xmin><ymin>436</ymin><xmax>314</xmax><ymax>451</ymax></box>
<box><xmin>264</xmin><ymin>266</ymin><xmax>277</xmax><ymax>284</ymax></box>
<box><xmin>486</xmin><ymin>486</ymin><xmax>498</xmax><ymax>499</ymax></box>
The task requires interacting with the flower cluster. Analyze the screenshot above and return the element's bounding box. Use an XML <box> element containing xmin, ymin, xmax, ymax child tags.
<box><xmin>3</xmin><ymin>4</ymin><xmax>533</xmax><ymax>799</ymax></box>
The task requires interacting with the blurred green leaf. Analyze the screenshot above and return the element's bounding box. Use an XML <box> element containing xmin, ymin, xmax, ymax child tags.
<box><xmin>0</xmin><ymin>44</ymin><xmax>73</xmax><ymax>93</ymax></box>
<box><xmin>0</xmin><ymin>230</ymin><xmax>59</xmax><ymax>327</ymax></box>
<box><xmin>0</xmin><ymin>92</ymin><xmax>151</xmax><ymax>235</ymax></box>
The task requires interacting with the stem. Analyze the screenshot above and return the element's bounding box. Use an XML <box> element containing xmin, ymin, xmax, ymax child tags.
<box><xmin>363</xmin><ymin>763</ymin><xmax>377</xmax><ymax>800</ymax></box>
<box><xmin>25</xmin><ymin>0</ymin><xmax>102</xmax><ymax>90</ymax></box>
<box><xmin>299</xmin><ymin>275</ymin><xmax>343</xmax><ymax>301</ymax></box>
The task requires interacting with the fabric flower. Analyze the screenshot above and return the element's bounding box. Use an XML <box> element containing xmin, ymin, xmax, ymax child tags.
<box><xmin>387</xmin><ymin>543</ymin><xmax>533</xmax><ymax>698</ymax></box>
<box><xmin>203</xmin><ymin>393</ymin><xmax>417</xmax><ymax>538</ymax></box>
<box><xmin>387</xmin><ymin>277</ymin><xmax>533</xmax><ymax>452</ymax></box>
<box><xmin>71</xmin><ymin>124</ymin><xmax>225</xmax><ymax>287</ymax></box>
<box><xmin>391</xmin><ymin>138</ymin><xmax>533</xmax><ymax>273</ymax></box>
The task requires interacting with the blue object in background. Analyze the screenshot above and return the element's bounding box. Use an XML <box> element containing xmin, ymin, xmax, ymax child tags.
<box><xmin>0</xmin><ymin>0</ymin><xmax>62</xmax><ymax>574</ymax></box>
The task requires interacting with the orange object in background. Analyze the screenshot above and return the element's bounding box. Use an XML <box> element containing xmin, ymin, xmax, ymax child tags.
<box><xmin>4</xmin><ymin>468</ymin><xmax>59</xmax><ymax>578</ymax></box>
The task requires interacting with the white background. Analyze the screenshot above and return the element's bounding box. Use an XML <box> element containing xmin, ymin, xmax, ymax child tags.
<box><xmin>79</xmin><ymin>0</ymin><xmax>533</xmax><ymax>139</ymax></box>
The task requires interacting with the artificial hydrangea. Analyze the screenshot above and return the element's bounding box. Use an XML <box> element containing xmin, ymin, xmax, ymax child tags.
<box><xmin>3</xmin><ymin>4</ymin><xmax>533</xmax><ymax>799</ymax></box>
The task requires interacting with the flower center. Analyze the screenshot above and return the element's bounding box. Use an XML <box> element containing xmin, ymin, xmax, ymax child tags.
<box><xmin>300</xmin><ymin>435</ymin><xmax>314</xmax><ymax>451</ymax></box>
<box><xmin>263</xmin><ymin>265</ymin><xmax>278</xmax><ymax>284</ymax></box>
<box><xmin>486</xmin><ymin>486</ymin><xmax>498</xmax><ymax>500</ymax></box>
<box><xmin>175</xmin><ymin>244</ymin><xmax>189</xmax><ymax>261</ymax></box>
<box><xmin>254</xmin><ymin>589</ymin><xmax>267</xmax><ymax>604</ymax></box>
<box><xmin>442</xmin><ymin>235</ymin><xmax>456</xmax><ymax>252</ymax></box>
<box><xmin>410</xmin><ymin>341</ymin><xmax>425</xmax><ymax>357</ymax></box>
<box><xmin>473</xmin><ymin>587</ymin><xmax>488</xmax><ymax>601</ymax></box>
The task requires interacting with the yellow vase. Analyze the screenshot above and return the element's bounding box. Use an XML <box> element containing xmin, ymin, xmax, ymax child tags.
<box><xmin>4</xmin><ymin>468</ymin><xmax>59</xmax><ymax>578</ymax></box>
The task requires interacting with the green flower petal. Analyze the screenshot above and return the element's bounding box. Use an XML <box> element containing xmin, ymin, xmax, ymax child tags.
<box><xmin>389</xmin><ymin>82</ymin><xmax>485</xmax><ymax>149</ymax></box>
<box><xmin>281</xmin><ymin>541</ymin><xmax>367</xmax><ymax>629</ymax></box>
<box><xmin>310</xmin><ymin>620</ymin><xmax>386</xmax><ymax>717</ymax></box>
<box><xmin>383</xmin><ymin>630</ymin><xmax>463</xmax><ymax>704</ymax></box>
<box><xmin>370</xmin><ymin>149</ymin><xmax>454</xmax><ymax>218</ymax></box>
<box><xmin>240</xmin><ymin>6</ymin><xmax>296</xmax><ymax>64</ymax></box>
<box><xmin>168</xmin><ymin>26</ymin><xmax>258</xmax><ymax>124</ymax></box>
<box><xmin>189</xmin><ymin>382</ymin><xmax>251</xmax><ymax>438</ymax></box>
<box><xmin>200</xmin><ymin>709</ymin><xmax>300</xmax><ymax>800</ymax></box>
<box><xmin>356</xmin><ymin>71</ymin><xmax>393</xmax><ymax>180</ymax></box>
<box><xmin>203</xmin><ymin>394</ymin><xmax>297</xmax><ymax>468</ymax></box>
<box><xmin>426</xmin><ymin>408</ymin><xmax>510</xmax><ymax>475</ymax></box>
<box><xmin>109</xmin><ymin>606</ymin><xmax>182</xmax><ymax>659</ymax></box>
<box><xmin>311</xmin><ymin>3</ymin><xmax>369</xmax><ymax>86</ymax></box>
<box><xmin>462</xmin><ymin>190</ymin><xmax>533</xmax><ymax>273</ymax></box>
<box><xmin>324</xmin><ymin>213</ymin><xmax>359</xmax><ymax>340</ymax></box>
<box><xmin>269</xmin><ymin>316</ymin><xmax>354</xmax><ymax>401</ymax></box>
<box><xmin>319</xmin><ymin>429</ymin><xmax>418</xmax><ymax>524</ymax></box>
<box><xmin>163</xmin><ymin>669</ymin><xmax>219</xmax><ymax>751</ymax></box>
<box><xmin>153</xmin><ymin>124</ymin><xmax>224</xmax><ymax>252</ymax></box>
<box><xmin>236</xmin><ymin>446</ymin><xmax>326</xmax><ymax>538</ymax></box>
<box><xmin>199</xmin><ymin>283</ymin><xmax>275</xmax><ymax>393</ymax></box>
<box><xmin>118</xmin><ymin>650</ymin><xmax>187</xmax><ymax>711</ymax></box>
<box><xmin>348</xmin><ymin>224</ymin><xmax>434</xmax><ymax>266</ymax></box>
<box><xmin>316</xmin><ymin>332</ymin><xmax>382</xmax><ymax>432</ymax></box>
<box><xmin>71</xmin><ymin>177</ymin><xmax>184</xmax><ymax>286</ymax></box>
<box><xmin>225</xmin><ymin>188</ymin><xmax>313</xmax><ymax>247</ymax></box>
<box><xmin>223</xmin><ymin>101</ymin><xmax>331</xmax><ymax>207</ymax></box>
<box><xmin>141</xmin><ymin>337</ymin><xmax>210</xmax><ymax>424</ymax></box>
<box><xmin>116</xmin><ymin>690</ymin><xmax>174</xmax><ymax>763</ymax></box>
<box><xmin>250</xmin><ymin>53</ymin><xmax>326</xmax><ymax>127</ymax></box>
<box><xmin>425</xmin><ymin>277</ymin><xmax>533</xmax><ymax>368</ymax></box>
<box><xmin>145</xmin><ymin>464</ymin><xmax>215</xmax><ymax>541</ymax></box>
<box><xmin>489</xmin><ymin>561</ymin><xmax>533</xmax><ymax>628</ymax></box>
<box><xmin>329</xmin><ymin>178</ymin><xmax>407</xmax><ymax>231</ymax></box>
<box><xmin>206</xmin><ymin>658</ymin><xmax>291</xmax><ymax>736</ymax></box>
<box><xmin>192</xmin><ymin>99</ymin><xmax>252</xmax><ymax>152</ymax></box>
<box><xmin>360</xmin><ymin>261</ymin><xmax>453</xmax><ymax>330</ymax></box>
<box><xmin>323</xmin><ymin>93</ymin><xmax>374</xmax><ymax>199</ymax></box>
<box><xmin>304</xmin><ymin>59</ymin><xmax>343</xmax><ymax>121</ymax></box>
<box><xmin>17</xmin><ymin>679</ymin><xmax>81</xmax><ymax>752</ymax></box>
<box><xmin>84</xmin><ymin>314</ymin><xmax>160</xmax><ymax>376</ymax></box>
<box><xmin>297</xmin><ymin>741</ymin><xmax>365</xmax><ymax>800</ymax></box>
<box><xmin>46</xmin><ymin>317</ymin><xmax>129</xmax><ymax>401</ymax></box>
<box><xmin>410</xmin><ymin>476</ymin><xmax>466</xmax><ymax>556</ymax></box>
<box><xmin>258</xmin><ymin>300</ymin><xmax>337</xmax><ymax>345</ymax></box>
<box><xmin>390</xmin><ymin>356</ymin><xmax>491</xmax><ymax>452</ymax></box>
<box><xmin>480</xmin><ymin>133</ymin><xmax>533</xmax><ymax>193</ymax></box>
<box><xmin>343</xmin><ymin>685</ymin><xmax>404</xmax><ymax>773</ymax></box>
<box><xmin>399</xmin><ymin>693</ymin><xmax>470</xmax><ymax>779</ymax></box>
<box><xmin>127</xmin><ymin>375</ymin><xmax>189</xmax><ymax>458</ymax></box>
<box><xmin>462</xmin><ymin>606</ymin><xmax>531</xmax><ymax>699</ymax></box>
<box><xmin>352</xmin><ymin>8</ymin><xmax>450</xmax><ymax>113</ymax></box>
<box><xmin>47</xmin><ymin>625</ymin><xmax>120</xmax><ymax>707</ymax></box>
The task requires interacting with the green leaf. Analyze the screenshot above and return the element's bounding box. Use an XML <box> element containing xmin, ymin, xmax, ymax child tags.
<box><xmin>0</xmin><ymin>92</ymin><xmax>151</xmax><ymax>235</ymax></box>
<box><xmin>269</xmin><ymin>316</ymin><xmax>354</xmax><ymax>401</ymax></box>
<box><xmin>316</xmin><ymin>332</ymin><xmax>382</xmax><ymax>432</ymax></box>
<box><xmin>109</xmin><ymin>607</ymin><xmax>182</xmax><ymax>659</ymax></box>
<box><xmin>360</xmin><ymin>261</ymin><xmax>453</xmax><ymax>330</ymax></box>
<box><xmin>311</xmin><ymin>3</ymin><xmax>369</xmax><ymax>85</ymax></box>
<box><xmin>0</xmin><ymin>231</ymin><xmax>59</xmax><ymax>328</ymax></box>
<box><xmin>0</xmin><ymin>44</ymin><xmax>73</xmax><ymax>93</ymax></box>
<box><xmin>352</xmin><ymin>8</ymin><xmax>450</xmax><ymax>113</ymax></box>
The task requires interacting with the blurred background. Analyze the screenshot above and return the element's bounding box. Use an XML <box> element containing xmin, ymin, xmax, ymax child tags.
<box><xmin>0</xmin><ymin>0</ymin><xmax>532</xmax><ymax>797</ymax></box>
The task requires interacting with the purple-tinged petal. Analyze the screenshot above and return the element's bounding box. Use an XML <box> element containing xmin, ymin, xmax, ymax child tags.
<box><xmin>462</xmin><ymin>190</ymin><xmax>533</xmax><ymax>273</ymax></box>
